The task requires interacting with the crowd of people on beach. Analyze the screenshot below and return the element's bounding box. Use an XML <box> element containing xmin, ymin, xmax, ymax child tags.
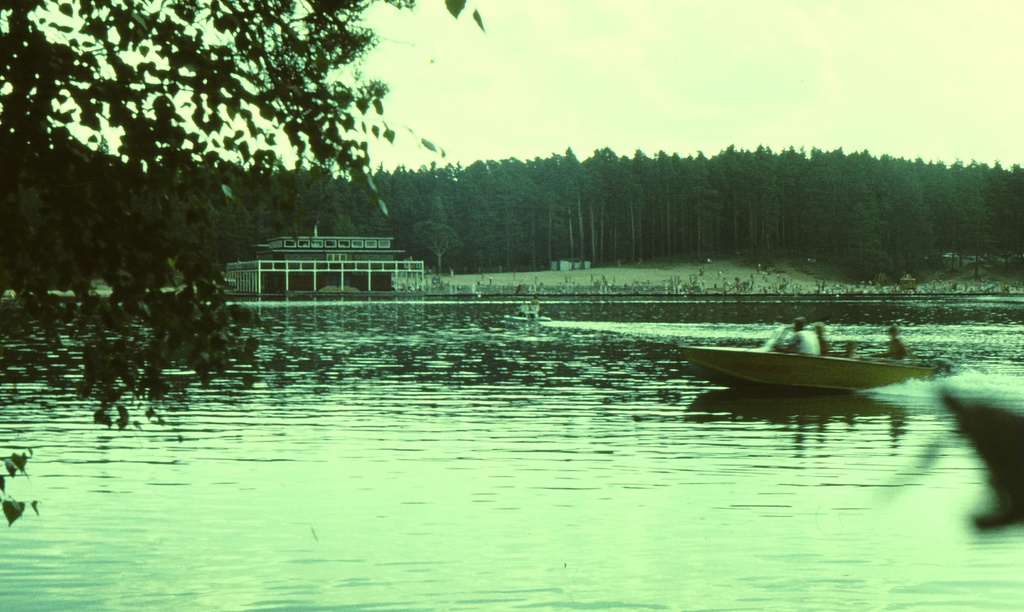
<box><xmin>439</xmin><ymin>274</ymin><xmax>1022</xmax><ymax>297</ymax></box>
<box><xmin>433</xmin><ymin>258</ymin><xmax>1024</xmax><ymax>296</ymax></box>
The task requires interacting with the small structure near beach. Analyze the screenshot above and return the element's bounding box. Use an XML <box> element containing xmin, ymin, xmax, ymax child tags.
<box><xmin>551</xmin><ymin>258</ymin><xmax>590</xmax><ymax>271</ymax></box>
<box><xmin>225</xmin><ymin>235</ymin><xmax>424</xmax><ymax>294</ymax></box>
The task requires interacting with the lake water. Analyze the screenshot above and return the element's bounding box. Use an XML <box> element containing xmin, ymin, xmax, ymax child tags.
<box><xmin>3</xmin><ymin>296</ymin><xmax>1024</xmax><ymax>610</ymax></box>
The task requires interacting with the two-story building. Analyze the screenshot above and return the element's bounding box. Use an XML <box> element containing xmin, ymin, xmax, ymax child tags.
<box><xmin>225</xmin><ymin>235</ymin><xmax>424</xmax><ymax>294</ymax></box>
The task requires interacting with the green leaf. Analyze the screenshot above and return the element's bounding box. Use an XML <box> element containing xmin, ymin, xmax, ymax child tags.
<box><xmin>3</xmin><ymin>500</ymin><xmax>25</xmax><ymax>526</ymax></box>
<box><xmin>421</xmin><ymin>138</ymin><xmax>438</xmax><ymax>153</ymax></box>
<box><xmin>445</xmin><ymin>0</ymin><xmax>466</xmax><ymax>18</ymax></box>
<box><xmin>472</xmin><ymin>9</ymin><xmax>485</xmax><ymax>32</ymax></box>
<box><xmin>9</xmin><ymin>452</ymin><xmax>28</xmax><ymax>474</ymax></box>
<box><xmin>0</xmin><ymin>474</ymin><xmax>5</xmax><ymax>492</ymax></box>
<box><xmin>31</xmin><ymin>501</ymin><xmax>40</xmax><ymax>516</ymax></box>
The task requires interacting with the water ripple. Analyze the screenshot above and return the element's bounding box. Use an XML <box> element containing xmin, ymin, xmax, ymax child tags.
<box><xmin>3</xmin><ymin>299</ymin><xmax>1024</xmax><ymax>610</ymax></box>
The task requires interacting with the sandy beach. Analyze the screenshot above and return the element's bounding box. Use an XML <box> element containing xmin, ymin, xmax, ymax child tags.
<box><xmin>443</xmin><ymin>258</ymin><xmax>836</xmax><ymax>296</ymax></box>
<box><xmin>438</xmin><ymin>256</ymin><xmax>1020</xmax><ymax>296</ymax></box>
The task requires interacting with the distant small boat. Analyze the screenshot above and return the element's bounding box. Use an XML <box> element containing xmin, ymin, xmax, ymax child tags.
<box><xmin>681</xmin><ymin>346</ymin><xmax>939</xmax><ymax>392</ymax></box>
<box><xmin>502</xmin><ymin>312</ymin><xmax>551</xmax><ymax>326</ymax></box>
<box><xmin>503</xmin><ymin>302</ymin><xmax>549</xmax><ymax>327</ymax></box>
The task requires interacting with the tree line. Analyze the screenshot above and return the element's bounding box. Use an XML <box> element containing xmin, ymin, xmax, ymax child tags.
<box><xmin>211</xmin><ymin>146</ymin><xmax>1024</xmax><ymax>281</ymax></box>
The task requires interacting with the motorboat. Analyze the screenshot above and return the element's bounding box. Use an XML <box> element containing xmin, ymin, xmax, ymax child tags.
<box><xmin>502</xmin><ymin>311</ymin><xmax>550</xmax><ymax>326</ymax></box>
<box><xmin>503</xmin><ymin>302</ymin><xmax>549</xmax><ymax>326</ymax></box>
<box><xmin>680</xmin><ymin>345</ymin><xmax>940</xmax><ymax>392</ymax></box>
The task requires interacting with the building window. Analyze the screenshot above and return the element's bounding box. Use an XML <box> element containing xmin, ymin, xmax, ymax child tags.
<box><xmin>339</xmin><ymin>240</ymin><xmax>350</xmax><ymax>248</ymax></box>
<box><xmin>379</xmin><ymin>240</ymin><xmax>391</xmax><ymax>248</ymax></box>
<box><xmin>365</xmin><ymin>240</ymin><xmax>377</xmax><ymax>248</ymax></box>
<box><xmin>284</xmin><ymin>240</ymin><xmax>295</xmax><ymax>247</ymax></box>
<box><xmin>352</xmin><ymin>240</ymin><xmax>363</xmax><ymax>248</ymax></box>
<box><xmin>313</xmin><ymin>240</ymin><xmax>323</xmax><ymax>248</ymax></box>
<box><xmin>326</xmin><ymin>240</ymin><xmax>336</xmax><ymax>248</ymax></box>
<box><xmin>298</xmin><ymin>240</ymin><xmax>310</xmax><ymax>247</ymax></box>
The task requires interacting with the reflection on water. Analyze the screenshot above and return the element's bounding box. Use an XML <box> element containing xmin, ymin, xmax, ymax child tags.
<box><xmin>687</xmin><ymin>388</ymin><xmax>909</xmax><ymax>427</ymax></box>
<box><xmin>2</xmin><ymin>298</ymin><xmax>1024</xmax><ymax>610</ymax></box>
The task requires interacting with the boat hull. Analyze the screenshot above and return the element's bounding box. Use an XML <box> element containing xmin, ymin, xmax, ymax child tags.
<box><xmin>681</xmin><ymin>346</ymin><xmax>937</xmax><ymax>391</ymax></box>
<box><xmin>503</xmin><ymin>314</ymin><xmax>551</xmax><ymax>326</ymax></box>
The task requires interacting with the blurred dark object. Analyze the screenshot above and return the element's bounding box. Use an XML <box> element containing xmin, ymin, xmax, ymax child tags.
<box><xmin>943</xmin><ymin>392</ymin><xmax>1024</xmax><ymax>530</ymax></box>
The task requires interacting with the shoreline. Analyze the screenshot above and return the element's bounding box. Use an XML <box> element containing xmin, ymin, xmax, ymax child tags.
<box><xmin>204</xmin><ymin>256</ymin><xmax>1024</xmax><ymax>299</ymax></box>
<box><xmin>226</xmin><ymin>290</ymin><xmax>1024</xmax><ymax>302</ymax></box>
<box><xmin>437</xmin><ymin>257</ymin><xmax>1021</xmax><ymax>297</ymax></box>
<box><xmin>221</xmin><ymin>257</ymin><xmax>1024</xmax><ymax>299</ymax></box>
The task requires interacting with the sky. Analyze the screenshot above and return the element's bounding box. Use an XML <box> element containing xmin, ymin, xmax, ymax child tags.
<box><xmin>359</xmin><ymin>0</ymin><xmax>1024</xmax><ymax>171</ymax></box>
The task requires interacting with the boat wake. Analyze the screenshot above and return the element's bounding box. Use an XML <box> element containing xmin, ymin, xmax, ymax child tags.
<box><xmin>865</xmin><ymin>369</ymin><xmax>1024</xmax><ymax>532</ymax></box>
<box><xmin>863</xmin><ymin>368</ymin><xmax>1024</xmax><ymax>428</ymax></box>
<box><xmin>543</xmin><ymin>320</ymin><xmax>771</xmax><ymax>347</ymax></box>
<box><xmin>544</xmin><ymin>320</ymin><xmax>694</xmax><ymax>336</ymax></box>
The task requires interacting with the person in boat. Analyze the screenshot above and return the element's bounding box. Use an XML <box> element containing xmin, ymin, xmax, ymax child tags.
<box><xmin>874</xmin><ymin>324</ymin><xmax>912</xmax><ymax>360</ymax></box>
<box><xmin>843</xmin><ymin>341</ymin><xmax>858</xmax><ymax>358</ymax></box>
<box><xmin>813</xmin><ymin>321</ymin><xmax>830</xmax><ymax>355</ymax></box>
<box><xmin>774</xmin><ymin>317</ymin><xmax>821</xmax><ymax>355</ymax></box>
<box><xmin>516</xmin><ymin>297</ymin><xmax>541</xmax><ymax>320</ymax></box>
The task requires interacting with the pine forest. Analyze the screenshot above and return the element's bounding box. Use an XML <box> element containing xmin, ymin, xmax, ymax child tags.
<box><xmin>210</xmin><ymin>145</ymin><xmax>1024</xmax><ymax>282</ymax></box>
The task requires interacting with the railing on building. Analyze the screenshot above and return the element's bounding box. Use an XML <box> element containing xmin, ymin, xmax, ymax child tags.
<box><xmin>226</xmin><ymin>259</ymin><xmax>426</xmax><ymax>294</ymax></box>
